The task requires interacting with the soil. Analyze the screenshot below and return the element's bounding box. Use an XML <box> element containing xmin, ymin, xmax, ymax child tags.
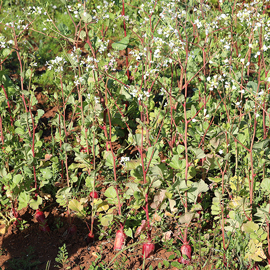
<box><xmin>0</xmin><ymin>205</ymin><xmax>182</xmax><ymax>270</ymax></box>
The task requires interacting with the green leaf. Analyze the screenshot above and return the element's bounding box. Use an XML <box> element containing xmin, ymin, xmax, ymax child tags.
<box><xmin>68</xmin><ymin>199</ymin><xmax>84</xmax><ymax>218</ymax></box>
<box><xmin>80</xmin><ymin>12</ymin><xmax>92</xmax><ymax>23</ymax></box>
<box><xmin>191</xmin><ymin>105</ymin><xmax>197</xmax><ymax>118</ymax></box>
<box><xmin>261</xmin><ymin>178</ymin><xmax>270</xmax><ymax>194</ymax></box>
<box><xmin>125</xmin><ymin>227</ymin><xmax>133</xmax><ymax>238</ymax></box>
<box><xmin>11</xmin><ymin>174</ymin><xmax>23</xmax><ymax>189</ymax></box>
<box><xmin>146</xmin><ymin>146</ymin><xmax>159</xmax><ymax>165</ymax></box>
<box><xmin>18</xmin><ymin>191</ymin><xmax>30</xmax><ymax>210</ymax></box>
<box><xmin>29</xmin><ymin>195</ymin><xmax>42</xmax><ymax>210</ymax></box>
<box><xmin>41</xmin><ymin>168</ymin><xmax>53</xmax><ymax>180</ymax></box>
<box><xmin>62</xmin><ymin>143</ymin><xmax>72</xmax><ymax>152</ymax></box>
<box><xmin>56</xmin><ymin>187</ymin><xmax>72</xmax><ymax>207</ymax></box>
<box><xmin>169</xmin><ymin>155</ymin><xmax>182</xmax><ymax>170</ymax></box>
<box><xmin>2</xmin><ymin>48</ymin><xmax>11</xmax><ymax>57</ymax></box>
<box><xmin>104</xmin><ymin>151</ymin><xmax>114</xmax><ymax>168</ymax></box>
<box><xmin>79</xmin><ymin>30</ymin><xmax>86</xmax><ymax>40</ymax></box>
<box><xmin>176</xmin><ymin>145</ymin><xmax>185</xmax><ymax>155</ymax></box>
<box><xmin>57</xmin><ymin>23</ymin><xmax>71</xmax><ymax>36</ymax></box>
<box><xmin>253</xmin><ymin>139</ymin><xmax>270</xmax><ymax>151</ymax></box>
<box><xmin>189</xmin><ymin>179</ymin><xmax>209</xmax><ymax>202</ymax></box>
<box><xmin>25</xmin><ymin>69</ymin><xmax>32</xmax><ymax>79</ymax></box>
<box><xmin>112</xmin><ymin>36</ymin><xmax>130</xmax><ymax>50</ymax></box>
<box><xmin>171</xmin><ymin>261</ymin><xmax>182</xmax><ymax>268</ymax></box>
<box><xmin>85</xmin><ymin>175</ymin><xmax>95</xmax><ymax>190</ymax></box>
<box><xmin>163</xmin><ymin>260</ymin><xmax>170</xmax><ymax>267</ymax></box>
<box><xmin>242</xmin><ymin>221</ymin><xmax>259</xmax><ymax>233</ymax></box>
<box><xmin>189</xmin><ymin>147</ymin><xmax>206</xmax><ymax>159</ymax></box>
<box><xmin>99</xmin><ymin>214</ymin><xmax>113</xmax><ymax>226</ymax></box>
<box><xmin>134</xmin><ymin>133</ymin><xmax>142</xmax><ymax>147</ymax></box>
<box><xmin>15</xmin><ymin>127</ymin><xmax>25</xmax><ymax>135</ymax></box>
<box><xmin>104</xmin><ymin>186</ymin><xmax>117</xmax><ymax>198</ymax></box>
<box><xmin>246</xmin><ymin>81</ymin><xmax>258</xmax><ymax>93</ymax></box>
<box><xmin>130</xmin><ymin>166</ymin><xmax>143</xmax><ymax>182</ymax></box>
<box><xmin>126</xmin><ymin>183</ymin><xmax>140</xmax><ymax>196</ymax></box>
<box><xmin>125</xmin><ymin>159</ymin><xmax>141</xmax><ymax>170</ymax></box>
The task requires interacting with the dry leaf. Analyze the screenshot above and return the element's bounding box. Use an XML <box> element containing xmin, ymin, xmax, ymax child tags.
<box><xmin>135</xmin><ymin>220</ymin><xmax>147</xmax><ymax>238</ymax></box>
<box><xmin>162</xmin><ymin>231</ymin><xmax>172</xmax><ymax>242</ymax></box>
<box><xmin>44</xmin><ymin>154</ymin><xmax>52</xmax><ymax>161</ymax></box>
<box><xmin>150</xmin><ymin>189</ymin><xmax>166</xmax><ymax>209</ymax></box>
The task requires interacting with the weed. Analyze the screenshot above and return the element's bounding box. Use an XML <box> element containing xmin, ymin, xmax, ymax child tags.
<box><xmin>54</xmin><ymin>244</ymin><xmax>70</xmax><ymax>269</ymax></box>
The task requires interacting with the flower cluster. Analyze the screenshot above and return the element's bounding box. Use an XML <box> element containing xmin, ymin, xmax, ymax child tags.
<box><xmin>23</xmin><ymin>6</ymin><xmax>45</xmax><ymax>15</ymax></box>
<box><xmin>0</xmin><ymin>36</ymin><xmax>13</xmax><ymax>49</ymax></box>
<box><xmin>45</xmin><ymin>56</ymin><xmax>67</xmax><ymax>73</ymax></box>
<box><xmin>120</xmin><ymin>156</ymin><xmax>130</xmax><ymax>167</ymax></box>
<box><xmin>130</xmin><ymin>86</ymin><xmax>151</xmax><ymax>102</ymax></box>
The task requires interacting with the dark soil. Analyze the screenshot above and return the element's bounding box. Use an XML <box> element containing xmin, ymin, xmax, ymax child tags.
<box><xmin>0</xmin><ymin>205</ymin><xmax>182</xmax><ymax>270</ymax></box>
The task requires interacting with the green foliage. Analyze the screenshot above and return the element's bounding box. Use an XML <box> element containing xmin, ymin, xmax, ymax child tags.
<box><xmin>8</xmin><ymin>246</ymin><xmax>40</xmax><ymax>270</ymax></box>
<box><xmin>54</xmin><ymin>244</ymin><xmax>70</xmax><ymax>269</ymax></box>
<box><xmin>1</xmin><ymin>0</ymin><xmax>270</xmax><ymax>268</ymax></box>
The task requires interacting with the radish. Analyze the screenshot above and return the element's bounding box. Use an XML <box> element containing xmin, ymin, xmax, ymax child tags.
<box><xmin>178</xmin><ymin>243</ymin><xmax>192</xmax><ymax>265</ymax></box>
<box><xmin>87</xmin><ymin>232</ymin><xmax>95</xmax><ymax>243</ymax></box>
<box><xmin>13</xmin><ymin>218</ymin><xmax>22</xmax><ymax>228</ymax></box>
<box><xmin>89</xmin><ymin>191</ymin><xmax>98</xmax><ymax>199</ymax></box>
<box><xmin>35</xmin><ymin>210</ymin><xmax>46</xmax><ymax>223</ymax></box>
<box><xmin>142</xmin><ymin>241</ymin><xmax>155</xmax><ymax>259</ymax></box>
<box><xmin>68</xmin><ymin>224</ymin><xmax>77</xmax><ymax>235</ymax></box>
<box><xmin>35</xmin><ymin>210</ymin><xmax>50</xmax><ymax>232</ymax></box>
<box><xmin>114</xmin><ymin>229</ymin><xmax>126</xmax><ymax>250</ymax></box>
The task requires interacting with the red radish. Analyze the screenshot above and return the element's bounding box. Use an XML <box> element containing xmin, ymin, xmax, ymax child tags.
<box><xmin>89</xmin><ymin>191</ymin><xmax>98</xmax><ymax>199</ymax></box>
<box><xmin>39</xmin><ymin>223</ymin><xmax>50</xmax><ymax>232</ymax></box>
<box><xmin>178</xmin><ymin>243</ymin><xmax>192</xmax><ymax>265</ymax></box>
<box><xmin>114</xmin><ymin>229</ymin><xmax>126</xmax><ymax>250</ymax></box>
<box><xmin>35</xmin><ymin>210</ymin><xmax>50</xmax><ymax>232</ymax></box>
<box><xmin>13</xmin><ymin>218</ymin><xmax>22</xmax><ymax>228</ymax></box>
<box><xmin>142</xmin><ymin>241</ymin><xmax>155</xmax><ymax>259</ymax></box>
<box><xmin>68</xmin><ymin>224</ymin><xmax>77</xmax><ymax>235</ymax></box>
<box><xmin>87</xmin><ymin>232</ymin><xmax>95</xmax><ymax>243</ymax></box>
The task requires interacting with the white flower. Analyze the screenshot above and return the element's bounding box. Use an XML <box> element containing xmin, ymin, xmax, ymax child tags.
<box><xmin>120</xmin><ymin>156</ymin><xmax>130</xmax><ymax>167</ymax></box>
<box><xmin>94</xmin><ymin>97</ymin><xmax>99</xmax><ymax>104</ymax></box>
<box><xmin>256</xmin><ymin>113</ymin><xmax>260</xmax><ymax>118</ymax></box>
<box><xmin>219</xmin><ymin>149</ymin><xmax>223</xmax><ymax>154</ymax></box>
<box><xmin>224</xmin><ymin>44</ymin><xmax>230</xmax><ymax>50</ymax></box>
<box><xmin>192</xmin><ymin>118</ymin><xmax>196</xmax><ymax>122</ymax></box>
